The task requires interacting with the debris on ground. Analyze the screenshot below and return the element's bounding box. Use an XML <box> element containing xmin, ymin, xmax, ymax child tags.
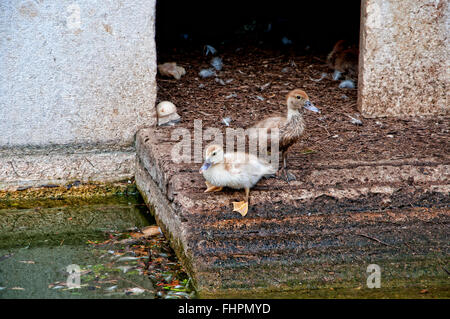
<box><xmin>339</xmin><ymin>80</ymin><xmax>356</xmax><ymax>89</ymax></box>
<box><xmin>332</xmin><ymin>70</ymin><xmax>342</xmax><ymax>81</ymax></box>
<box><xmin>156</xmin><ymin>101</ymin><xmax>181</xmax><ymax>127</ymax></box>
<box><xmin>204</xmin><ymin>45</ymin><xmax>217</xmax><ymax>56</ymax></box>
<box><xmin>157</xmin><ymin>62</ymin><xmax>186</xmax><ymax>80</ymax></box>
<box><xmin>310</xmin><ymin>73</ymin><xmax>328</xmax><ymax>82</ymax></box>
<box><xmin>222</xmin><ymin>117</ymin><xmax>232</xmax><ymax>126</ymax></box>
<box><xmin>210</xmin><ymin>57</ymin><xmax>223</xmax><ymax>71</ymax></box>
<box><xmin>346</xmin><ymin>114</ymin><xmax>363</xmax><ymax>126</ymax></box>
<box><xmin>199</xmin><ymin>69</ymin><xmax>216</xmax><ymax>78</ymax></box>
<box><xmin>215</xmin><ymin>78</ymin><xmax>225</xmax><ymax>85</ymax></box>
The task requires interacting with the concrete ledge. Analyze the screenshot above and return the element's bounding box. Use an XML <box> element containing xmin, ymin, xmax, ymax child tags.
<box><xmin>135</xmin><ymin>127</ymin><xmax>449</xmax><ymax>297</ymax></box>
<box><xmin>0</xmin><ymin>145</ymin><xmax>135</xmax><ymax>190</ymax></box>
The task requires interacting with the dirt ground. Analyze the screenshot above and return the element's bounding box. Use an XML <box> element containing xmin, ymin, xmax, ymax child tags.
<box><xmin>156</xmin><ymin>45</ymin><xmax>449</xmax><ymax>163</ymax></box>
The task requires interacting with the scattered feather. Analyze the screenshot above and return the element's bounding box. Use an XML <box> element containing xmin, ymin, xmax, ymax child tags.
<box><xmin>225</xmin><ymin>93</ymin><xmax>237</xmax><ymax>99</ymax></box>
<box><xmin>309</xmin><ymin>73</ymin><xmax>327</xmax><ymax>82</ymax></box>
<box><xmin>225</xmin><ymin>79</ymin><xmax>234</xmax><ymax>84</ymax></box>
<box><xmin>256</xmin><ymin>95</ymin><xmax>265</xmax><ymax>101</ymax></box>
<box><xmin>210</xmin><ymin>57</ymin><xmax>223</xmax><ymax>71</ymax></box>
<box><xmin>215</xmin><ymin>78</ymin><xmax>225</xmax><ymax>85</ymax></box>
<box><xmin>199</xmin><ymin>69</ymin><xmax>216</xmax><ymax>78</ymax></box>
<box><xmin>339</xmin><ymin>80</ymin><xmax>355</xmax><ymax>89</ymax></box>
<box><xmin>204</xmin><ymin>45</ymin><xmax>217</xmax><ymax>56</ymax></box>
<box><xmin>347</xmin><ymin>114</ymin><xmax>363</xmax><ymax>126</ymax></box>
<box><xmin>281</xmin><ymin>67</ymin><xmax>290</xmax><ymax>73</ymax></box>
<box><xmin>341</xmin><ymin>94</ymin><xmax>349</xmax><ymax>99</ymax></box>
<box><xmin>332</xmin><ymin>70</ymin><xmax>342</xmax><ymax>81</ymax></box>
<box><xmin>157</xmin><ymin>62</ymin><xmax>186</xmax><ymax>80</ymax></box>
<box><xmin>222</xmin><ymin>117</ymin><xmax>232</xmax><ymax>126</ymax></box>
<box><xmin>105</xmin><ymin>285</ymin><xmax>118</xmax><ymax>291</ymax></box>
<box><xmin>125</xmin><ymin>287</ymin><xmax>145</xmax><ymax>295</ymax></box>
<box><xmin>260</xmin><ymin>82</ymin><xmax>271</xmax><ymax>91</ymax></box>
<box><xmin>198</xmin><ymin>83</ymin><xmax>205</xmax><ymax>88</ymax></box>
<box><xmin>117</xmin><ymin>256</ymin><xmax>139</xmax><ymax>262</ymax></box>
<box><xmin>281</xmin><ymin>36</ymin><xmax>292</xmax><ymax>45</ymax></box>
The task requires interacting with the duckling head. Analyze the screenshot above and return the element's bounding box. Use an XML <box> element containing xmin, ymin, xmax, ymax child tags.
<box><xmin>286</xmin><ymin>89</ymin><xmax>320</xmax><ymax>116</ymax></box>
<box><xmin>199</xmin><ymin>144</ymin><xmax>224</xmax><ymax>173</ymax></box>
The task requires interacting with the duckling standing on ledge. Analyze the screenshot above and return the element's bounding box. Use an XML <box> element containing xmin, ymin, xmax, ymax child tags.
<box><xmin>199</xmin><ymin>145</ymin><xmax>276</xmax><ymax>217</ymax></box>
<box><xmin>327</xmin><ymin>40</ymin><xmax>359</xmax><ymax>81</ymax></box>
<box><xmin>249</xmin><ymin>89</ymin><xmax>320</xmax><ymax>182</ymax></box>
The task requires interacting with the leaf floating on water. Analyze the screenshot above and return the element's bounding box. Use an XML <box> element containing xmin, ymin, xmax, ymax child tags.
<box><xmin>0</xmin><ymin>254</ymin><xmax>14</xmax><ymax>262</ymax></box>
<box><xmin>19</xmin><ymin>260</ymin><xmax>35</xmax><ymax>264</ymax></box>
<box><xmin>52</xmin><ymin>285</ymin><xmax>65</xmax><ymax>290</ymax></box>
<box><xmin>105</xmin><ymin>285</ymin><xmax>118</xmax><ymax>291</ymax></box>
<box><xmin>130</xmin><ymin>226</ymin><xmax>161</xmax><ymax>239</ymax></box>
<box><xmin>117</xmin><ymin>256</ymin><xmax>140</xmax><ymax>262</ymax></box>
<box><xmin>116</xmin><ymin>266</ymin><xmax>134</xmax><ymax>273</ymax></box>
<box><xmin>125</xmin><ymin>287</ymin><xmax>145</xmax><ymax>295</ymax></box>
<box><xmin>11</xmin><ymin>287</ymin><xmax>25</xmax><ymax>290</ymax></box>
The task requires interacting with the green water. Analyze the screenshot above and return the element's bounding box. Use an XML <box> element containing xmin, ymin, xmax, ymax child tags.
<box><xmin>0</xmin><ymin>194</ymin><xmax>156</xmax><ymax>299</ymax></box>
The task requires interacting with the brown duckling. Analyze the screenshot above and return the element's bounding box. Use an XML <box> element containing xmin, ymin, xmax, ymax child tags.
<box><xmin>327</xmin><ymin>40</ymin><xmax>359</xmax><ymax>81</ymax></box>
<box><xmin>249</xmin><ymin>89</ymin><xmax>319</xmax><ymax>181</ymax></box>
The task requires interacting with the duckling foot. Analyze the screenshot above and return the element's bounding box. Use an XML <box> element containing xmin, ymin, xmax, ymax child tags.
<box><xmin>277</xmin><ymin>169</ymin><xmax>296</xmax><ymax>182</ymax></box>
<box><xmin>232</xmin><ymin>201</ymin><xmax>249</xmax><ymax>217</ymax></box>
<box><xmin>204</xmin><ymin>182</ymin><xmax>223</xmax><ymax>193</ymax></box>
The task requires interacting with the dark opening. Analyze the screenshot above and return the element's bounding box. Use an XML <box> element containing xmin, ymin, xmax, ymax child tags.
<box><xmin>156</xmin><ymin>1</ymin><xmax>361</xmax><ymax>57</ymax></box>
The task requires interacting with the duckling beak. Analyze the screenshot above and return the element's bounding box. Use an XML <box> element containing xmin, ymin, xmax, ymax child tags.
<box><xmin>304</xmin><ymin>101</ymin><xmax>320</xmax><ymax>113</ymax></box>
<box><xmin>199</xmin><ymin>160</ymin><xmax>212</xmax><ymax>173</ymax></box>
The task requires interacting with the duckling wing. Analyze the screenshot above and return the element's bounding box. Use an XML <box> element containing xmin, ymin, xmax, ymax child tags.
<box><xmin>248</xmin><ymin>116</ymin><xmax>286</xmax><ymax>145</ymax></box>
<box><xmin>224</xmin><ymin>152</ymin><xmax>276</xmax><ymax>177</ymax></box>
<box><xmin>252</xmin><ymin>116</ymin><xmax>285</xmax><ymax>130</ymax></box>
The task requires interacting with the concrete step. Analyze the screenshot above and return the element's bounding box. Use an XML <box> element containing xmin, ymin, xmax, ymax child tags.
<box><xmin>135</xmin><ymin>127</ymin><xmax>449</xmax><ymax>297</ymax></box>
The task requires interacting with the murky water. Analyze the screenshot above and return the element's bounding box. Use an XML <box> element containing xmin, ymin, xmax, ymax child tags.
<box><xmin>0</xmin><ymin>192</ymin><xmax>192</xmax><ymax>299</ymax></box>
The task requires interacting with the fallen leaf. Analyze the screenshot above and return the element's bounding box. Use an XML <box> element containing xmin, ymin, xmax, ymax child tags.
<box><xmin>420</xmin><ymin>289</ymin><xmax>429</xmax><ymax>294</ymax></box>
<box><xmin>130</xmin><ymin>226</ymin><xmax>161</xmax><ymax>239</ymax></box>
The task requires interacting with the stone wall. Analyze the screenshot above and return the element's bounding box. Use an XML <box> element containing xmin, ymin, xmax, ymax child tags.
<box><xmin>358</xmin><ymin>0</ymin><xmax>449</xmax><ymax>117</ymax></box>
<box><xmin>0</xmin><ymin>0</ymin><xmax>157</xmax><ymax>189</ymax></box>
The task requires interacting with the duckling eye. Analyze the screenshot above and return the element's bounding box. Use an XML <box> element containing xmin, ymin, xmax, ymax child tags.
<box><xmin>296</xmin><ymin>96</ymin><xmax>301</xmax><ymax>99</ymax></box>
<box><xmin>212</xmin><ymin>152</ymin><xmax>216</xmax><ymax>156</ymax></box>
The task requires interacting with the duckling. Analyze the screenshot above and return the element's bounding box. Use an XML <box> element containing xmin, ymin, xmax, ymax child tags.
<box><xmin>199</xmin><ymin>144</ymin><xmax>276</xmax><ymax>216</ymax></box>
<box><xmin>327</xmin><ymin>40</ymin><xmax>359</xmax><ymax>81</ymax></box>
<box><xmin>249</xmin><ymin>89</ymin><xmax>319</xmax><ymax>181</ymax></box>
